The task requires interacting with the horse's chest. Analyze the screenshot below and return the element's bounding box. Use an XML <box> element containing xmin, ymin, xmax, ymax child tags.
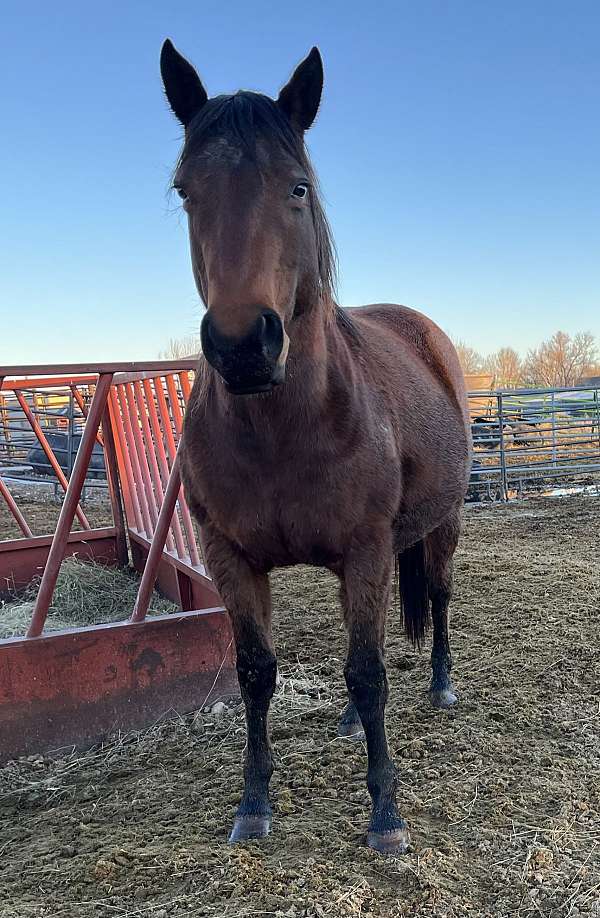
<box><xmin>185</xmin><ymin>429</ymin><xmax>384</xmax><ymax>567</ymax></box>
<box><xmin>218</xmin><ymin>465</ymin><xmax>346</xmax><ymax>560</ymax></box>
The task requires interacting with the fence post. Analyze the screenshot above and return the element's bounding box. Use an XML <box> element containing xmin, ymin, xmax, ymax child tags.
<box><xmin>27</xmin><ymin>374</ymin><xmax>113</xmax><ymax>638</ymax></box>
<box><xmin>101</xmin><ymin>403</ymin><xmax>129</xmax><ymax>567</ymax></box>
<box><xmin>130</xmin><ymin>449</ymin><xmax>183</xmax><ymax>623</ymax></box>
<box><xmin>67</xmin><ymin>391</ymin><xmax>75</xmax><ymax>481</ymax></box>
<box><xmin>498</xmin><ymin>391</ymin><xmax>508</xmax><ymax>501</ymax></box>
<box><xmin>551</xmin><ymin>390</ymin><xmax>557</xmax><ymax>467</ymax></box>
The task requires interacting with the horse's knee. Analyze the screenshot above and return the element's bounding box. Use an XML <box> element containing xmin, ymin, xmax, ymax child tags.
<box><xmin>236</xmin><ymin>647</ymin><xmax>277</xmax><ymax>703</ymax></box>
<box><xmin>344</xmin><ymin>655</ymin><xmax>388</xmax><ymax>716</ymax></box>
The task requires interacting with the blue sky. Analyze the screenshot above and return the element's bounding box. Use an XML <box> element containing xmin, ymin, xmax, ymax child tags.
<box><xmin>1</xmin><ymin>0</ymin><xmax>598</xmax><ymax>364</ymax></box>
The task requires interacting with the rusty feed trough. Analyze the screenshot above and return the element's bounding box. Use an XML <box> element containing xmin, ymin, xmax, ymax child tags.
<box><xmin>0</xmin><ymin>363</ymin><xmax>236</xmax><ymax>763</ymax></box>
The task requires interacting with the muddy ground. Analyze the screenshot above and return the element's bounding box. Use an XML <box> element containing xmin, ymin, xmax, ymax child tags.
<box><xmin>1</xmin><ymin>495</ymin><xmax>599</xmax><ymax>917</ymax></box>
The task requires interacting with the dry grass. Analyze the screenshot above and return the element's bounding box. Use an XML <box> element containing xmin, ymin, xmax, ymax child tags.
<box><xmin>0</xmin><ymin>557</ymin><xmax>177</xmax><ymax>638</ymax></box>
<box><xmin>0</xmin><ymin>495</ymin><xmax>599</xmax><ymax>917</ymax></box>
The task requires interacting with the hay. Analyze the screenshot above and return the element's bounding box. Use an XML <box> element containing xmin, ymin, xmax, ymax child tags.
<box><xmin>0</xmin><ymin>557</ymin><xmax>177</xmax><ymax>638</ymax></box>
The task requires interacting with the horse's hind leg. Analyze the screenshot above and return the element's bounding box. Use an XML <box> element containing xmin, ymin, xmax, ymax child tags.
<box><xmin>425</xmin><ymin>509</ymin><xmax>461</xmax><ymax>709</ymax></box>
<box><xmin>341</xmin><ymin>529</ymin><xmax>409</xmax><ymax>855</ymax></box>
<box><xmin>201</xmin><ymin>522</ymin><xmax>276</xmax><ymax>843</ymax></box>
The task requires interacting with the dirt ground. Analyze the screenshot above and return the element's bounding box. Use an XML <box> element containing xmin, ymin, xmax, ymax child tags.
<box><xmin>1</xmin><ymin>495</ymin><xmax>599</xmax><ymax>917</ymax></box>
<box><xmin>0</xmin><ymin>496</ymin><xmax>113</xmax><ymax>541</ymax></box>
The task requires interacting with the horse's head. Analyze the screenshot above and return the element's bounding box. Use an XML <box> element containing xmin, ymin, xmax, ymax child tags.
<box><xmin>161</xmin><ymin>40</ymin><xmax>334</xmax><ymax>395</ymax></box>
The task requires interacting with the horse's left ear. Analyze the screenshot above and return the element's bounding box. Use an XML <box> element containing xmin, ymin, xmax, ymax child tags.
<box><xmin>277</xmin><ymin>47</ymin><xmax>323</xmax><ymax>132</ymax></box>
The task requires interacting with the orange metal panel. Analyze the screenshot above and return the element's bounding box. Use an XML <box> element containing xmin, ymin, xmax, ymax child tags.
<box><xmin>109</xmin><ymin>387</ymin><xmax>142</xmax><ymax>531</ymax></box>
<box><xmin>133</xmin><ymin>379</ymin><xmax>175</xmax><ymax>552</ymax></box>
<box><xmin>0</xmin><ymin>528</ymin><xmax>118</xmax><ymax>596</ymax></box>
<box><xmin>124</xmin><ymin>382</ymin><xmax>159</xmax><ymax>528</ymax></box>
<box><xmin>116</xmin><ymin>384</ymin><xmax>152</xmax><ymax>534</ymax></box>
<box><xmin>0</xmin><ymin>608</ymin><xmax>235</xmax><ymax>763</ymax></box>
<box><xmin>164</xmin><ymin>374</ymin><xmax>201</xmax><ymax>566</ymax></box>
<box><xmin>143</xmin><ymin>378</ymin><xmax>187</xmax><ymax>557</ymax></box>
<box><xmin>1</xmin><ymin>374</ymin><xmax>98</xmax><ymax>391</ymax></box>
<box><xmin>0</xmin><ymin>361</ymin><xmax>196</xmax><ymax>378</ymax></box>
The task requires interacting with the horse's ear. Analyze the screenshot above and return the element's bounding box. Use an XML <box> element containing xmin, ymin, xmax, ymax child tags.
<box><xmin>277</xmin><ymin>47</ymin><xmax>323</xmax><ymax>132</ymax></box>
<box><xmin>160</xmin><ymin>39</ymin><xmax>208</xmax><ymax>127</ymax></box>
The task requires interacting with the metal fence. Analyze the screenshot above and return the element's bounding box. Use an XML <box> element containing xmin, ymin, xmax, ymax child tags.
<box><xmin>468</xmin><ymin>384</ymin><xmax>600</xmax><ymax>501</ymax></box>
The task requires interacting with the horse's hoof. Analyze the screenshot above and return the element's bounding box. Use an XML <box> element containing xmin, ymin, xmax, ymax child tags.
<box><xmin>338</xmin><ymin>720</ymin><xmax>366</xmax><ymax>742</ymax></box>
<box><xmin>228</xmin><ymin>814</ymin><xmax>272</xmax><ymax>843</ymax></box>
<box><xmin>429</xmin><ymin>688</ymin><xmax>458</xmax><ymax>709</ymax></box>
<box><xmin>367</xmin><ymin>825</ymin><xmax>410</xmax><ymax>856</ymax></box>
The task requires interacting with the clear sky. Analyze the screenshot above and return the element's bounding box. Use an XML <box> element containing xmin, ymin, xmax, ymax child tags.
<box><xmin>1</xmin><ymin>0</ymin><xmax>598</xmax><ymax>365</ymax></box>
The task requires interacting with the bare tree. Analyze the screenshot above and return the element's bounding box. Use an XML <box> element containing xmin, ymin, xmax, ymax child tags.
<box><xmin>450</xmin><ymin>337</ymin><xmax>484</xmax><ymax>375</ymax></box>
<box><xmin>159</xmin><ymin>334</ymin><xmax>201</xmax><ymax>360</ymax></box>
<box><xmin>577</xmin><ymin>363</ymin><xmax>600</xmax><ymax>383</ymax></box>
<box><xmin>523</xmin><ymin>331</ymin><xmax>597</xmax><ymax>388</ymax></box>
<box><xmin>483</xmin><ymin>347</ymin><xmax>524</xmax><ymax>389</ymax></box>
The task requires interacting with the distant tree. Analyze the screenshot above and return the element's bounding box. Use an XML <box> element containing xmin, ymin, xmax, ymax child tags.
<box><xmin>483</xmin><ymin>347</ymin><xmax>524</xmax><ymax>389</ymax></box>
<box><xmin>523</xmin><ymin>331</ymin><xmax>597</xmax><ymax>388</ymax></box>
<box><xmin>159</xmin><ymin>334</ymin><xmax>200</xmax><ymax>360</ymax></box>
<box><xmin>450</xmin><ymin>337</ymin><xmax>484</xmax><ymax>375</ymax></box>
<box><xmin>579</xmin><ymin>364</ymin><xmax>600</xmax><ymax>383</ymax></box>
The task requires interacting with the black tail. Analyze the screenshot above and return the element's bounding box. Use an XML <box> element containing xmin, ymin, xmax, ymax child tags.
<box><xmin>396</xmin><ymin>540</ymin><xmax>430</xmax><ymax>650</ymax></box>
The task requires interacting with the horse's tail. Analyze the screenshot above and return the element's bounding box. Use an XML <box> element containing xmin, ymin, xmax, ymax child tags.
<box><xmin>396</xmin><ymin>540</ymin><xmax>430</xmax><ymax>650</ymax></box>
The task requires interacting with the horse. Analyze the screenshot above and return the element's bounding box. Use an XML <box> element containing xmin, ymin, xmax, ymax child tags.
<box><xmin>160</xmin><ymin>40</ymin><xmax>472</xmax><ymax>855</ymax></box>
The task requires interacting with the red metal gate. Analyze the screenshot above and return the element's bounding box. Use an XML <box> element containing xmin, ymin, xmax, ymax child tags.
<box><xmin>0</xmin><ymin>362</ymin><xmax>235</xmax><ymax>763</ymax></box>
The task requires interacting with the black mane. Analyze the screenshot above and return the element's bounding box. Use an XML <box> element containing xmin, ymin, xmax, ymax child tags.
<box><xmin>178</xmin><ymin>91</ymin><xmax>337</xmax><ymax>305</ymax></box>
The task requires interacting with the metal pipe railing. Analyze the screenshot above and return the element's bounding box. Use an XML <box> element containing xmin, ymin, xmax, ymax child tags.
<box><xmin>468</xmin><ymin>384</ymin><xmax>600</xmax><ymax>499</ymax></box>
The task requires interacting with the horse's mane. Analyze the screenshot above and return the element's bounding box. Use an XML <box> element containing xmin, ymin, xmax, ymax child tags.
<box><xmin>178</xmin><ymin>91</ymin><xmax>338</xmax><ymax>309</ymax></box>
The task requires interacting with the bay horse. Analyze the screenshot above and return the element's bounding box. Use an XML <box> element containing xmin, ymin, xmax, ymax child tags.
<box><xmin>160</xmin><ymin>40</ymin><xmax>472</xmax><ymax>855</ymax></box>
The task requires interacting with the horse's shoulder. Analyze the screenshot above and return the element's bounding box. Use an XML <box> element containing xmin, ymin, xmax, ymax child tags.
<box><xmin>346</xmin><ymin>303</ymin><xmax>468</xmax><ymax>421</ymax></box>
<box><xmin>347</xmin><ymin>303</ymin><xmax>440</xmax><ymax>340</ymax></box>
<box><xmin>345</xmin><ymin>303</ymin><xmax>455</xmax><ymax>366</ymax></box>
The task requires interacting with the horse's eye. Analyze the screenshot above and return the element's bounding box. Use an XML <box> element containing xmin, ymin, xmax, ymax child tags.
<box><xmin>175</xmin><ymin>186</ymin><xmax>188</xmax><ymax>201</ymax></box>
<box><xmin>291</xmin><ymin>183</ymin><xmax>308</xmax><ymax>199</ymax></box>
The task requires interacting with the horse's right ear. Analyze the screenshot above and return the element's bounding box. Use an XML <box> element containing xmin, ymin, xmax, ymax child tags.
<box><xmin>160</xmin><ymin>39</ymin><xmax>208</xmax><ymax>127</ymax></box>
<box><xmin>277</xmin><ymin>47</ymin><xmax>324</xmax><ymax>132</ymax></box>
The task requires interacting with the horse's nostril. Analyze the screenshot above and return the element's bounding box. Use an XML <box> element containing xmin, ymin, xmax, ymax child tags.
<box><xmin>200</xmin><ymin>312</ymin><xmax>230</xmax><ymax>367</ymax></box>
<box><xmin>262</xmin><ymin>312</ymin><xmax>277</xmax><ymax>334</ymax></box>
<box><xmin>259</xmin><ymin>310</ymin><xmax>284</xmax><ymax>357</ymax></box>
<box><xmin>201</xmin><ymin>314</ymin><xmax>212</xmax><ymax>344</ymax></box>
<box><xmin>200</xmin><ymin>312</ymin><xmax>214</xmax><ymax>355</ymax></box>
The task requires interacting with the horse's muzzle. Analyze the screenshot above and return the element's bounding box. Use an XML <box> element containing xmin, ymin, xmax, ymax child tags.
<box><xmin>200</xmin><ymin>308</ymin><xmax>286</xmax><ymax>395</ymax></box>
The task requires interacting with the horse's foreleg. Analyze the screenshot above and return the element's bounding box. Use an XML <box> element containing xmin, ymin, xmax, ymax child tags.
<box><xmin>425</xmin><ymin>510</ymin><xmax>460</xmax><ymax>708</ymax></box>
<box><xmin>201</xmin><ymin>524</ymin><xmax>276</xmax><ymax>842</ymax></box>
<box><xmin>341</xmin><ymin>532</ymin><xmax>409</xmax><ymax>855</ymax></box>
<box><xmin>337</xmin><ymin>699</ymin><xmax>365</xmax><ymax>740</ymax></box>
